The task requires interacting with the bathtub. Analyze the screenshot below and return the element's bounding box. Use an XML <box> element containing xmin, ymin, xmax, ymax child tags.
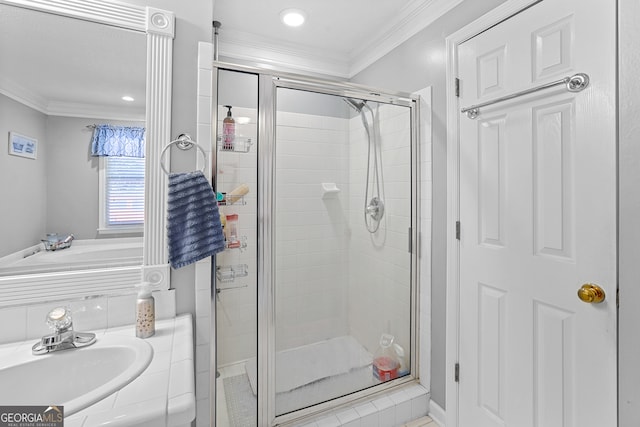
<box><xmin>0</xmin><ymin>237</ymin><xmax>142</xmax><ymax>277</ymax></box>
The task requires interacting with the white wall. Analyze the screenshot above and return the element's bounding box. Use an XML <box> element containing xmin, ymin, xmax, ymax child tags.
<box><xmin>0</xmin><ymin>94</ymin><xmax>47</xmax><ymax>257</ymax></box>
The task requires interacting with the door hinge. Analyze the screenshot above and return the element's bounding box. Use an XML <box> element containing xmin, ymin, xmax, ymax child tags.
<box><xmin>455</xmin><ymin>78</ymin><xmax>460</xmax><ymax>97</ymax></box>
<box><xmin>455</xmin><ymin>363</ymin><xmax>460</xmax><ymax>382</ymax></box>
<box><xmin>456</xmin><ymin>221</ymin><xmax>461</xmax><ymax>240</ymax></box>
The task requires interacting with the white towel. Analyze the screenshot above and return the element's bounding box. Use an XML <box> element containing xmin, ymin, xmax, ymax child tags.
<box><xmin>245</xmin><ymin>335</ymin><xmax>372</xmax><ymax>395</ymax></box>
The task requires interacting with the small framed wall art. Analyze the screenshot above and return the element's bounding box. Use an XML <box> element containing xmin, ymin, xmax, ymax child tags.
<box><xmin>8</xmin><ymin>132</ymin><xmax>37</xmax><ymax>159</ymax></box>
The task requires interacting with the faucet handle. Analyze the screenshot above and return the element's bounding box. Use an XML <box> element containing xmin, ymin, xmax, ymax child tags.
<box><xmin>46</xmin><ymin>307</ymin><xmax>73</xmax><ymax>333</ymax></box>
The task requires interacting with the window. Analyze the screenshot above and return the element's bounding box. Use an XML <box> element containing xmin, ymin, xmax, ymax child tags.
<box><xmin>99</xmin><ymin>156</ymin><xmax>145</xmax><ymax>234</ymax></box>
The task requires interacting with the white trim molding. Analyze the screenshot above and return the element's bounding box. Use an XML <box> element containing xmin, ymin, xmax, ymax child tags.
<box><xmin>0</xmin><ymin>0</ymin><xmax>174</xmax><ymax>300</ymax></box>
<box><xmin>0</xmin><ymin>0</ymin><xmax>147</xmax><ymax>30</ymax></box>
<box><xmin>444</xmin><ymin>1</ymin><xmax>542</xmax><ymax>427</ymax></box>
<box><xmin>428</xmin><ymin>400</ymin><xmax>446</xmax><ymax>427</ymax></box>
<box><xmin>349</xmin><ymin>0</ymin><xmax>464</xmax><ymax>77</ymax></box>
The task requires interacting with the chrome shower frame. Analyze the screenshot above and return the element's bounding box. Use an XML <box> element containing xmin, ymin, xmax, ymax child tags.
<box><xmin>211</xmin><ymin>61</ymin><xmax>422</xmax><ymax>427</ymax></box>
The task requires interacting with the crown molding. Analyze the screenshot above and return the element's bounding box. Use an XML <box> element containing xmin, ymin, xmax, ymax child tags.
<box><xmin>0</xmin><ymin>76</ymin><xmax>48</xmax><ymax>114</ymax></box>
<box><xmin>47</xmin><ymin>100</ymin><xmax>145</xmax><ymax>121</ymax></box>
<box><xmin>348</xmin><ymin>0</ymin><xmax>465</xmax><ymax>77</ymax></box>
<box><xmin>217</xmin><ymin>0</ymin><xmax>463</xmax><ymax>78</ymax></box>
<box><xmin>0</xmin><ymin>77</ymin><xmax>144</xmax><ymax>120</ymax></box>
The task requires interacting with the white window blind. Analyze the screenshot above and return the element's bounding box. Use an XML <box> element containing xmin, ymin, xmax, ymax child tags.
<box><xmin>104</xmin><ymin>157</ymin><xmax>145</xmax><ymax>227</ymax></box>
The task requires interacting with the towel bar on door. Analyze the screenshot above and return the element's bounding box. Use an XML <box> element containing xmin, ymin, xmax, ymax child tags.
<box><xmin>160</xmin><ymin>133</ymin><xmax>207</xmax><ymax>175</ymax></box>
<box><xmin>460</xmin><ymin>72</ymin><xmax>590</xmax><ymax>119</ymax></box>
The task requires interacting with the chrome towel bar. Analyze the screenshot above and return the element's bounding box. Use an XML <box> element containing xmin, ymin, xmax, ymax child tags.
<box><xmin>461</xmin><ymin>72</ymin><xmax>589</xmax><ymax>119</ymax></box>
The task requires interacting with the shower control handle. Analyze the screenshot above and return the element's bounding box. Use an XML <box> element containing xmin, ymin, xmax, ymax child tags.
<box><xmin>366</xmin><ymin>197</ymin><xmax>385</xmax><ymax>222</ymax></box>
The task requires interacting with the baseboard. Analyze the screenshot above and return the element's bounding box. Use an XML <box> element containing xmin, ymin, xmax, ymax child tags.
<box><xmin>428</xmin><ymin>400</ymin><xmax>446</xmax><ymax>427</ymax></box>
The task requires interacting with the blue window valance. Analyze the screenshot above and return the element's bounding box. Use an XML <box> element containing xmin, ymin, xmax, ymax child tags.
<box><xmin>91</xmin><ymin>125</ymin><xmax>146</xmax><ymax>158</ymax></box>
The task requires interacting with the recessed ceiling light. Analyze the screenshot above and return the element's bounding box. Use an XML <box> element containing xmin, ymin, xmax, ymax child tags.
<box><xmin>121</xmin><ymin>96</ymin><xmax>135</xmax><ymax>102</ymax></box>
<box><xmin>280</xmin><ymin>9</ymin><xmax>306</xmax><ymax>27</ymax></box>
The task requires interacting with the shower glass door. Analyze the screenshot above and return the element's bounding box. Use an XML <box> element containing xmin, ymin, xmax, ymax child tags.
<box><xmin>273</xmin><ymin>86</ymin><xmax>415</xmax><ymax>417</ymax></box>
<box><xmin>214</xmin><ymin>69</ymin><xmax>259</xmax><ymax>427</ymax></box>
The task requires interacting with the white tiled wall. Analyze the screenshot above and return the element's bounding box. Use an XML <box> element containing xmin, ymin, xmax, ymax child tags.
<box><xmin>275</xmin><ymin>110</ymin><xmax>351</xmax><ymax>350</ymax></box>
<box><xmin>0</xmin><ymin>289</ymin><xmax>176</xmax><ymax>345</ymax></box>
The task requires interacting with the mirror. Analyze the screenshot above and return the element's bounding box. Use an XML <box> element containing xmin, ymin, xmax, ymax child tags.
<box><xmin>0</xmin><ymin>0</ymin><xmax>174</xmax><ymax>306</ymax></box>
<box><xmin>0</xmin><ymin>4</ymin><xmax>146</xmax><ymax>273</ymax></box>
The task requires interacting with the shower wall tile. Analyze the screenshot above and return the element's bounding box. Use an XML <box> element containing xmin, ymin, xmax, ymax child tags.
<box><xmin>275</xmin><ymin>110</ymin><xmax>350</xmax><ymax>351</ymax></box>
<box><xmin>197</xmin><ymin>96</ymin><xmax>211</xmax><ymax>126</ymax></box>
<box><xmin>195</xmin><ymin>398</ymin><xmax>210</xmax><ymax>427</ymax></box>
<box><xmin>197</xmin><ymin>69</ymin><xmax>212</xmax><ymax>97</ymax></box>
<box><xmin>197</xmin><ymin>42</ymin><xmax>212</xmax><ymax>69</ymax></box>
<box><xmin>195</xmin><ymin>342</ymin><xmax>209</xmax><ymax>373</ymax></box>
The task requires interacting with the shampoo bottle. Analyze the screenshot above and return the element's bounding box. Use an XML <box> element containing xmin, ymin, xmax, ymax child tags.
<box><xmin>136</xmin><ymin>285</ymin><xmax>155</xmax><ymax>338</ymax></box>
<box><xmin>223</xmin><ymin>105</ymin><xmax>235</xmax><ymax>150</ymax></box>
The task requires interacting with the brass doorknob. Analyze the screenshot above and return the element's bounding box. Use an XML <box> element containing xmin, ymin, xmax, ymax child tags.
<box><xmin>577</xmin><ymin>283</ymin><xmax>605</xmax><ymax>304</ymax></box>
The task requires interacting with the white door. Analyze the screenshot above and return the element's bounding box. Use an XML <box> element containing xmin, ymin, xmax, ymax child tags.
<box><xmin>457</xmin><ymin>0</ymin><xmax>617</xmax><ymax>426</ymax></box>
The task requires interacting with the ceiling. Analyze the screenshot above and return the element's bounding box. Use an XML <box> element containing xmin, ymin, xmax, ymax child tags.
<box><xmin>213</xmin><ymin>0</ymin><xmax>464</xmax><ymax>78</ymax></box>
<box><xmin>0</xmin><ymin>4</ymin><xmax>146</xmax><ymax>120</ymax></box>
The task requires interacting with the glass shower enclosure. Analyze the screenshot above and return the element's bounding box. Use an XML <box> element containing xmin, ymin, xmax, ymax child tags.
<box><xmin>212</xmin><ymin>65</ymin><xmax>420</xmax><ymax>426</ymax></box>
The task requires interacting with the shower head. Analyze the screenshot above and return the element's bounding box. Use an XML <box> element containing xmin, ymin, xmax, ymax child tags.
<box><xmin>343</xmin><ymin>97</ymin><xmax>366</xmax><ymax>112</ymax></box>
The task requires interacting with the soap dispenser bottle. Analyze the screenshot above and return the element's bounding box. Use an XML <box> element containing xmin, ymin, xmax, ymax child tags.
<box><xmin>136</xmin><ymin>285</ymin><xmax>155</xmax><ymax>338</ymax></box>
<box><xmin>223</xmin><ymin>105</ymin><xmax>235</xmax><ymax>150</ymax></box>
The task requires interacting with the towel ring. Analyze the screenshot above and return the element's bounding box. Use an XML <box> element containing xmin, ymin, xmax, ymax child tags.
<box><xmin>160</xmin><ymin>134</ymin><xmax>207</xmax><ymax>175</ymax></box>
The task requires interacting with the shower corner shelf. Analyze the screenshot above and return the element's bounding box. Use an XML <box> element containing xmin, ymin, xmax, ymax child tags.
<box><xmin>217</xmin><ymin>136</ymin><xmax>253</xmax><ymax>153</ymax></box>
<box><xmin>224</xmin><ymin>235</ymin><xmax>247</xmax><ymax>251</ymax></box>
<box><xmin>217</xmin><ymin>194</ymin><xmax>247</xmax><ymax>206</ymax></box>
<box><xmin>216</xmin><ymin>263</ymin><xmax>249</xmax><ymax>283</ymax></box>
<box><xmin>216</xmin><ymin>282</ymin><xmax>248</xmax><ymax>293</ymax></box>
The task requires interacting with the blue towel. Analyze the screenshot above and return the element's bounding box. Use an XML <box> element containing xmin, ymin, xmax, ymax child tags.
<box><xmin>167</xmin><ymin>171</ymin><xmax>225</xmax><ymax>269</ymax></box>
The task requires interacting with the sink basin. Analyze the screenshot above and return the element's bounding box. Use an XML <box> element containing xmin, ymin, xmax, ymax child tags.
<box><xmin>0</xmin><ymin>334</ymin><xmax>153</xmax><ymax>415</ymax></box>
